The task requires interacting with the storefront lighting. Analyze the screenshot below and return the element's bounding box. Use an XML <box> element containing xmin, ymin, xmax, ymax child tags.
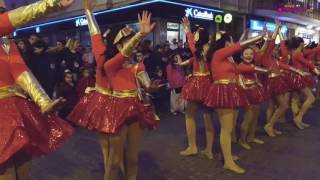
<box><xmin>185</xmin><ymin>8</ymin><xmax>214</xmax><ymax>20</ymax></box>
<box><xmin>250</xmin><ymin>20</ymin><xmax>288</xmax><ymax>33</ymax></box>
<box><xmin>36</xmin><ymin>27</ymin><xmax>40</xmax><ymax>33</ymax></box>
<box><xmin>75</xmin><ymin>18</ymin><xmax>88</xmax><ymax>27</ymax></box>
<box><xmin>307</xmin><ymin>25</ymin><xmax>313</xmax><ymax>29</ymax></box>
<box><xmin>16</xmin><ymin>0</ymin><xmax>223</xmax><ymax>32</ymax></box>
<box><xmin>215</xmin><ymin>15</ymin><xmax>223</xmax><ymax>23</ymax></box>
<box><xmin>224</xmin><ymin>13</ymin><xmax>232</xmax><ymax>23</ymax></box>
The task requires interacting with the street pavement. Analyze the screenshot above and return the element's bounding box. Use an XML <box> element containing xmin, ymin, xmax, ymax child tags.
<box><xmin>30</xmin><ymin>104</ymin><xmax>320</xmax><ymax>180</ymax></box>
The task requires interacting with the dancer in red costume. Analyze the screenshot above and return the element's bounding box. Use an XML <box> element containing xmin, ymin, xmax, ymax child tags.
<box><xmin>289</xmin><ymin>37</ymin><xmax>320</xmax><ymax>129</ymax></box>
<box><xmin>261</xmin><ymin>24</ymin><xmax>306</xmax><ymax>137</ymax></box>
<box><xmin>68</xmin><ymin>1</ymin><xmax>157</xmax><ymax>180</ymax></box>
<box><xmin>0</xmin><ymin>1</ymin><xmax>75</xmax><ymax>179</ymax></box>
<box><xmin>177</xmin><ymin>17</ymin><xmax>214</xmax><ymax>159</ymax></box>
<box><xmin>105</xmin><ymin>18</ymin><xmax>159</xmax><ymax>180</ymax></box>
<box><xmin>238</xmin><ymin>47</ymin><xmax>269</xmax><ymax>150</ymax></box>
<box><xmin>204</xmin><ymin>32</ymin><xmax>267</xmax><ymax>173</ymax></box>
<box><xmin>0</xmin><ymin>0</ymin><xmax>74</xmax><ymax>37</ymax></box>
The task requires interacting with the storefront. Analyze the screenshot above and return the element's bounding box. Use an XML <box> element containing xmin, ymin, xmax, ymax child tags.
<box><xmin>249</xmin><ymin>19</ymin><xmax>289</xmax><ymax>43</ymax></box>
<box><xmin>295</xmin><ymin>26</ymin><xmax>320</xmax><ymax>44</ymax></box>
<box><xmin>14</xmin><ymin>0</ymin><xmax>237</xmax><ymax>46</ymax></box>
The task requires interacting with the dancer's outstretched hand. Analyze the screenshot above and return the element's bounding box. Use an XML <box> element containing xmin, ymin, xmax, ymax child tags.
<box><xmin>138</xmin><ymin>11</ymin><xmax>156</xmax><ymax>36</ymax></box>
<box><xmin>59</xmin><ymin>0</ymin><xmax>75</xmax><ymax>8</ymax></box>
<box><xmin>181</xmin><ymin>16</ymin><xmax>191</xmax><ymax>32</ymax></box>
<box><xmin>42</xmin><ymin>97</ymin><xmax>66</xmax><ymax>114</ymax></box>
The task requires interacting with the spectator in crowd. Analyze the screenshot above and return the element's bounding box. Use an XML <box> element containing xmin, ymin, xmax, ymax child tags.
<box><xmin>76</xmin><ymin>67</ymin><xmax>95</xmax><ymax>98</ymax></box>
<box><xmin>65</xmin><ymin>38</ymin><xmax>83</xmax><ymax>82</ymax></box>
<box><xmin>16</xmin><ymin>39</ymin><xmax>32</xmax><ymax>68</ymax></box>
<box><xmin>28</xmin><ymin>33</ymin><xmax>40</xmax><ymax>46</ymax></box>
<box><xmin>152</xmin><ymin>67</ymin><xmax>169</xmax><ymax>112</ymax></box>
<box><xmin>29</xmin><ymin>40</ymin><xmax>57</xmax><ymax>97</ymax></box>
<box><xmin>166</xmin><ymin>51</ymin><xmax>186</xmax><ymax>115</ymax></box>
<box><xmin>56</xmin><ymin>69</ymin><xmax>79</xmax><ymax>118</ymax></box>
<box><xmin>82</xmin><ymin>46</ymin><xmax>95</xmax><ymax>67</ymax></box>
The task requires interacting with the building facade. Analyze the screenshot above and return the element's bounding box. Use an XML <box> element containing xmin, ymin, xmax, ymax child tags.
<box><xmin>7</xmin><ymin>0</ymin><xmax>320</xmax><ymax>44</ymax></box>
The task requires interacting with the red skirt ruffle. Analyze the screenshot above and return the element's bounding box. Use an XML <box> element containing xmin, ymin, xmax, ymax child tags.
<box><xmin>182</xmin><ymin>76</ymin><xmax>212</xmax><ymax>103</ymax></box>
<box><xmin>244</xmin><ymin>85</ymin><xmax>267</xmax><ymax>105</ymax></box>
<box><xmin>109</xmin><ymin>97</ymin><xmax>159</xmax><ymax>134</ymax></box>
<box><xmin>68</xmin><ymin>92</ymin><xmax>114</xmax><ymax>133</ymax></box>
<box><xmin>0</xmin><ymin>97</ymin><xmax>74</xmax><ymax>165</ymax></box>
<box><xmin>282</xmin><ymin>72</ymin><xmax>296</xmax><ymax>92</ymax></box>
<box><xmin>264</xmin><ymin>76</ymin><xmax>290</xmax><ymax>97</ymax></box>
<box><xmin>204</xmin><ymin>83</ymin><xmax>249</xmax><ymax>109</ymax></box>
<box><xmin>290</xmin><ymin>73</ymin><xmax>315</xmax><ymax>91</ymax></box>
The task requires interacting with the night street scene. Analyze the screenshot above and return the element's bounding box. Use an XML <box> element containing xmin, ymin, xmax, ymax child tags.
<box><xmin>1</xmin><ymin>0</ymin><xmax>320</xmax><ymax>180</ymax></box>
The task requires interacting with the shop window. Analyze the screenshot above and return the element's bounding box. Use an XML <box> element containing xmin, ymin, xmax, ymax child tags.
<box><xmin>167</xmin><ymin>22</ymin><xmax>186</xmax><ymax>49</ymax></box>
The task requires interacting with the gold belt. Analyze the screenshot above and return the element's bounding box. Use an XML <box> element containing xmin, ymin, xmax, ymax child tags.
<box><xmin>0</xmin><ymin>86</ymin><xmax>26</xmax><ymax>99</ymax></box>
<box><xmin>214</xmin><ymin>79</ymin><xmax>237</xmax><ymax>84</ymax></box>
<box><xmin>113</xmin><ymin>90</ymin><xmax>138</xmax><ymax>98</ymax></box>
<box><xmin>85</xmin><ymin>86</ymin><xmax>112</xmax><ymax>96</ymax></box>
<box><xmin>268</xmin><ymin>73</ymin><xmax>280</xmax><ymax>78</ymax></box>
<box><xmin>244</xmin><ymin>79</ymin><xmax>256</xmax><ymax>85</ymax></box>
<box><xmin>96</xmin><ymin>86</ymin><xmax>112</xmax><ymax>96</ymax></box>
<box><xmin>193</xmin><ymin>72</ymin><xmax>210</xmax><ymax>77</ymax></box>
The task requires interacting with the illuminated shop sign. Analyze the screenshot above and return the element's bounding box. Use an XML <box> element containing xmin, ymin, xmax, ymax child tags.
<box><xmin>277</xmin><ymin>3</ymin><xmax>312</xmax><ymax>13</ymax></box>
<box><xmin>75</xmin><ymin>18</ymin><xmax>88</xmax><ymax>27</ymax></box>
<box><xmin>167</xmin><ymin>22</ymin><xmax>180</xmax><ymax>30</ymax></box>
<box><xmin>250</xmin><ymin>20</ymin><xmax>288</xmax><ymax>33</ymax></box>
<box><xmin>185</xmin><ymin>8</ymin><xmax>214</xmax><ymax>20</ymax></box>
<box><xmin>185</xmin><ymin>8</ymin><xmax>232</xmax><ymax>23</ymax></box>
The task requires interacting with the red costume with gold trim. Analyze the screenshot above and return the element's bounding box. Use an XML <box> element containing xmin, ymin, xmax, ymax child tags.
<box><xmin>291</xmin><ymin>50</ymin><xmax>317</xmax><ymax>90</ymax></box>
<box><xmin>181</xmin><ymin>31</ymin><xmax>211</xmax><ymax>103</ymax></box>
<box><xmin>0</xmin><ymin>39</ymin><xmax>73</xmax><ymax>166</ymax></box>
<box><xmin>205</xmin><ymin>43</ymin><xmax>250</xmax><ymax>108</ymax></box>
<box><xmin>256</xmin><ymin>40</ymin><xmax>292</xmax><ymax>97</ymax></box>
<box><xmin>68</xmin><ymin>34</ymin><xmax>120</xmax><ymax>133</ymax></box>
<box><xmin>238</xmin><ymin>63</ymin><xmax>267</xmax><ymax>104</ymax></box>
<box><xmin>105</xmin><ymin>61</ymin><xmax>158</xmax><ymax>133</ymax></box>
<box><xmin>0</xmin><ymin>13</ymin><xmax>15</xmax><ymax>37</ymax></box>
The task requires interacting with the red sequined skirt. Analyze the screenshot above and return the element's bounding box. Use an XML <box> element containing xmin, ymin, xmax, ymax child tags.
<box><xmin>204</xmin><ymin>83</ymin><xmax>249</xmax><ymax>109</ymax></box>
<box><xmin>68</xmin><ymin>92</ymin><xmax>114</xmax><ymax>133</ymax></box>
<box><xmin>282</xmin><ymin>72</ymin><xmax>296</xmax><ymax>92</ymax></box>
<box><xmin>264</xmin><ymin>76</ymin><xmax>290</xmax><ymax>97</ymax></box>
<box><xmin>182</xmin><ymin>76</ymin><xmax>212</xmax><ymax>103</ymax></box>
<box><xmin>244</xmin><ymin>84</ymin><xmax>268</xmax><ymax>105</ymax></box>
<box><xmin>290</xmin><ymin>73</ymin><xmax>315</xmax><ymax>91</ymax></box>
<box><xmin>110</xmin><ymin>97</ymin><xmax>159</xmax><ymax>134</ymax></box>
<box><xmin>0</xmin><ymin>97</ymin><xmax>74</xmax><ymax>165</ymax></box>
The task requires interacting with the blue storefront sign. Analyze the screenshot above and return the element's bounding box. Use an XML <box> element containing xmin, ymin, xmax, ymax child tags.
<box><xmin>250</xmin><ymin>20</ymin><xmax>288</xmax><ymax>33</ymax></box>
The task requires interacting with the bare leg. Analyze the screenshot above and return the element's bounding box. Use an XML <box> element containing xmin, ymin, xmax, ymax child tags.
<box><xmin>231</xmin><ymin>110</ymin><xmax>238</xmax><ymax>143</ymax></box>
<box><xmin>266</xmin><ymin>100</ymin><xmax>275</xmax><ymax>123</ymax></box>
<box><xmin>247</xmin><ymin>105</ymin><xmax>264</xmax><ymax>144</ymax></box>
<box><xmin>216</xmin><ymin>109</ymin><xmax>245</xmax><ymax>174</ymax></box>
<box><xmin>125</xmin><ymin>122</ymin><xmax>143</xmax><ymax>180</ymax></box>
<box><xmin>291</xmin><ymin>92</ymin><xmax>301</xmax><ymax>117</ymax></box>
<box><xmin>180</xmin><ymin>101</ymin><xmax>198</xmax><ymax>156</ymax></box>
<box><xmin>294</xmin><ymin>87</ymin><xmax>315</xmax><ymax>129</ymax></box>
<box><xmin>98</xmin><ymin>133</ymin><xmax>126</xmax><ymax>177</ymax></box>
<box><xmin>264</xmin><ymin>94</ymin><xmax>289</xmax><ymax>137</ymax></box>
<box><xmin>239</xmin><ymin>106</ymin><xmax>254</xmax><ymax>150</ymax></box>
<box><xmin>105</xmin><ymin>127</ymin><xmax>127</xmax><ymax>180</ymax></box>
<box><xmin>0</xmin><ymin>160</ymin><xmax>16</xmax><ymax>180</ymax></box>
<box><xmin>201</xmin><ymin>108</ymin><xmax>214</xmax><ymax>159</ymax></box>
